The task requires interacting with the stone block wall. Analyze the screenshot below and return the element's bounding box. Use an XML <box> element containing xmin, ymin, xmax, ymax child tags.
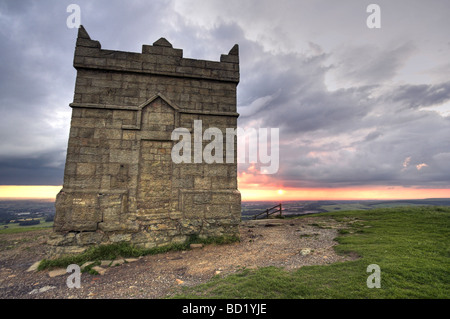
<box><xmin>51</xmin><ymin>26</ymin><xmax>241</xmax><ymax>254</ymax></box>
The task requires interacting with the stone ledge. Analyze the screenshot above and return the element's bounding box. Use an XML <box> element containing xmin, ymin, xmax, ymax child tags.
<box><xmin>74</xmin><ymin>61</ymin><xmax>240</xmax><ymax>83</ymax></box>
<box><xmin>69</xmin><ymin>102</ymin><xmax>240</xmax><ymax>118</ymax></box>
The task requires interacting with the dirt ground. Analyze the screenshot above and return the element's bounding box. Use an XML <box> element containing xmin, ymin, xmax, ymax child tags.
<box><xmin>0</xmin><ymin>216</ymin><xmax>357</xmax><ymax>299</ymax></box>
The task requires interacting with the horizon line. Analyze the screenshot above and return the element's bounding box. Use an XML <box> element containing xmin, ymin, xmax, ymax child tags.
<box><xmin>1</xmin><ymin>197</ymin><xmax>450</xmax><ymax>202</ymax></box>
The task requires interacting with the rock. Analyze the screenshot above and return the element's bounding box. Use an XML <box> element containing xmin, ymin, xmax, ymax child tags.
<box><xmin>47</xmin><ymin>246</ymin><xmax>87</xmax><ymax>258</ymax></box>
<box><xmin>48</xmin><ymin>268</ymin><xmax>67</xmax><ymax>277</ymax></box>
<box><xmin>190</xmin><ymin>243</ymin><xmax>203</xmax><ymax>249</ymax></box>
<box><xmin>125</xmin><ymin>258</ymin><xmax>139</xmax><ymax>263</ymax></box>
<box><xmin>47</xmin><ymin>233</ymin><xmax>76</xmax><ymax>246</ymax></box>
<box><xmin>100</xmin><ymin>260</ymin><xmax>112</xmax><ymax>267</ymax></box>
<box><xmin>167</xmin><ymin>256</ymin><xmax>183</xmax><ymax>261</ymax></box>
<box><xmin>27</xmin><ymin>260</ymin><xmax>42</xmax><ymax>272</ymax></box>
<box><xmin>92</xmin><ymin>266</ymin><xmax>107</xmax><ymax>275</ymax></box>
<box><xmin>29</xmin><ymin>286</ymin><xmax>56</xmax><ymax>295</ymax></box>
<box><xmin>176</xmin><ymin>279</ymin><xmax>184</xmax><ymax>285</ymax></box>
<box><xmin>81</xmin><ymin>261</ymin><xmax>95</xmax><ymax>270</ymax></box>
<box><xmin>76</xmin><ymin>232</ymin><xmax>106</xmax><ymax>246</ymax></box>
<box><xmin>111</xmin><ymin>259</ymin><xmax>125</xmax><ymax>267</ymax></box>
<box><xmin>300</xmin><ymin>248</ymin><xmax>311</xmax><ymax>256</ymax></box>
<box><xmin>109</xmin><ymin>233</ymin><xmax>132</xmax><ymax>243</ymax></box>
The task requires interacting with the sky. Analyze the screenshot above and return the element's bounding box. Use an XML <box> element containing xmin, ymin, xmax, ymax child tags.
<box><xmin>0</xmin><ymin>0</ymin><xmax>450</xmax><ymax>200</ymax></box>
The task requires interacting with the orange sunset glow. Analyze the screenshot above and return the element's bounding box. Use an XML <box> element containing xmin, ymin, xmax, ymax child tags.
<box><xmin>0</xmin><ymin>186</ymin><xmax>61</xmax><ymax>200</ymax></box>
<box><xmin>239</xmin><ymin>185</ymin><xmax>450</xmax><ymax>201</ymax></box>
<box><xmin>236</xmin><ymin>164</ymin><xmax>450</xmax><ymax>201</ymax></box>
<box><xmin>1</xmin><ymin>184</ymin><xmax>449</xmax><ymax>202</ymax></box>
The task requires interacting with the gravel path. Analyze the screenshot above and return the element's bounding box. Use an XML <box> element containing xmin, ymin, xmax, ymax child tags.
<box><xmin>0</xmin><ymin>216</ymin><xmax>358</xmax><ymax>299</ymax></box>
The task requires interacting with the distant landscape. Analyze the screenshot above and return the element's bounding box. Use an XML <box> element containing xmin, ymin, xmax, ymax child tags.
<box><xmin>241</xmin><ymin>198</ymin><xmax>450</xmax><ymax>220</ymax></box>
<box><xmin>0</xmin><ymin>199</ymin><xmax>55</xmax><ymax>233</ymax></box>
<box><xmin>1</xmin><ymin>198</ymin><xmax>450</xmax><ymax>232</ymax></box>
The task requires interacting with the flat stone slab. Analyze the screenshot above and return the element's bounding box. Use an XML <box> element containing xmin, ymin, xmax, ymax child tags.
<box><xmin>111</xmin><ymin>259</ymin><xmax>125</xmax><ymax>267</ymax></box>
<box><xmin>100</xmin><ymin>260</ymin><xmax>112</xmax><ymax>267</ymax></box>
<box><xmin>124</xmin><ymin>258</ymin><xmax>139</xmax><ymax>263</ymax></box>
<box><xmin>92</xmin><ymin>266</ymin><xmax>107</xmax><ymax>275</ymax></box>
<box><xmin>29</xmin><ymin>286</ymin><xmax>56</xmax><ymax>295</ymax></box>
<box><xmin>48</xmin><ymin>268</ymin><xmax>67</xmax><ymax>277</ymax></box>
<box><xmin>26</xmin><ymin>260</ymin><xmax>42</xmax><ymax>272</ymax></box>
<box><xmin>81</xmin><ymin>261</ymin><xmax>95</xmax><ymax>270</ymax></box>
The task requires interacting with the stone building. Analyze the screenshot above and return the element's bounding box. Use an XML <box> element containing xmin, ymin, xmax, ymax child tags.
<box><xmin>51</xmin><ymin>26</ymin><xmax>241</xmax><ymax>254</ymax></box>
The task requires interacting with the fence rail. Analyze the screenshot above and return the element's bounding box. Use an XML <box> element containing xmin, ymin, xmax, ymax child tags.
<box><xmin>252</xmin><ymin>203</ymin><xmax>283</xmax><ymax>220</ymax></box>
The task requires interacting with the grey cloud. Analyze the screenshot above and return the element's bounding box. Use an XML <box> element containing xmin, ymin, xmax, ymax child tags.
<box><xmin>0</xmin><ymin>155</ymin><xmax>64</xmax><ymax>185</ymax></box>
<box><xmin>274</xmin><ymin>104</ymin><xmax>450</xmax><ymax>188</ymax></box>
<box><xmin>232</xmin><ymin>34</ymin><xmax>450</xmax><ymax>188</ymax></box>
<box><xmin>330</xmin><ymin>42</ymin><xmax>416</xmax><ymax>87</ymax></box>
<box><xmin>388</xmin><ymin>82</ymin><xmax>450</xmax><ymax>109</ymax></box>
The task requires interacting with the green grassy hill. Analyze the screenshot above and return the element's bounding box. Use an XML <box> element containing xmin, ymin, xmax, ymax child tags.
<box><xmin>173</xmin><ymin>206</ymin><xmax>450</xmax><ymax>299</ymax></box>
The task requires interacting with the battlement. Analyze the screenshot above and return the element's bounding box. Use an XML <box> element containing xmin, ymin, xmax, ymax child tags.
<box><xmin>74</xmin><ymin>25</ymin><xmax>239</xmax><ymax>83</ymax></box>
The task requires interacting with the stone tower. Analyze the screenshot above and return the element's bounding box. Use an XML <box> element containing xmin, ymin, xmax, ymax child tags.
<box><xmin>51</xmin><ymin>26</ymin><xmax>241</xmax><ymax>254</ymax></box>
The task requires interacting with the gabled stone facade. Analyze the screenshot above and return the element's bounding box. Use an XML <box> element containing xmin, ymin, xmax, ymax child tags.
<box><xmin>51</xmin><ymin>26</ymin><xmax>241</xmax><ymax>254</ymax></box>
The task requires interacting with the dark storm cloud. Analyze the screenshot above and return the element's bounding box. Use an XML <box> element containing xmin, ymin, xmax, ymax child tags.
<box><xmin>273</xmin><ymin>100</ymin><xmax>450</xmax><ymax>188</ymax></box>
<box><xmin>232</xmin><ymin>32</ymin><xmax>450</xmax><ymax>188</ymax></box>
<box><xmin>0</xmin><ymin>0</ymin><xmax>177</xmax><ymax>185</ymax></box>
<box><xmin>0</xmin><ymin>1</ymin><xmax>78</xmax><ymax>185</ymax></box>
<box><xmin>1</xmin><ymin>0</ymin><xmax>449</xmax><ymax>189</ymax></box>
<box><xmin>0</xmin><ymin>156</ymin><xmax>64</xmax><ymax>185</ymax></box>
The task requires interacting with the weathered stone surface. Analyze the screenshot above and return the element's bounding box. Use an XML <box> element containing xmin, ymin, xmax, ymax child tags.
<box><xmin>100</xmin><ymin>260</ymin><xmax>112</xmax><ymax>267</ymax></box>
<box><xmin>52</xmin><ymin>25</ymin><xmax>241</xmax><ymax>251</ymax></box>
<box><xmin>48</xmin><ymin>268</ymin><xmax>67</xmax><ymax>278</ymax></box>
<box><xmin>124</xmin><ymin>258</ymin><xmax>139</xmax><ymax>263</ymax></box>
<box><xmin>47</xmin><ymin>232</ymin><xmax>77</xmax><ymax>246</ymax></box>
<box><xmin>26</xmin><ymin>260</ymin><xmax>42</xmax><ymax>272</ymax></box>
<box><xmin>111</xmin><ymin>259</ymin><xmax>125</xmax><ymax>267</ymax></box>
<box><xmin>76</xmin><ymin>232</ymin><xmax>106</xmax><ymax>246</ymax></box>
<box><xmin>300</xmin><ymin>248</ymin><xmax>312</xmax><ymax>256</ymax></box>
<box><xmin>29</xmin><ymin>286</ymin><xmax>56</xmax><ymax>295</ymax></box>
<box><xmin>92</xmin><ymin>266</ymin><xmax>107</xmax><ymax>275</ymax></box>
<box><xmin>47</xmin><ymin>246</ymin><xmax>87</xmax><ymax>259</ymax></box>
<box><xmin>81</xmin><ymin>261</ymin><xmax>95</xmax><ymax>270</ymax></box>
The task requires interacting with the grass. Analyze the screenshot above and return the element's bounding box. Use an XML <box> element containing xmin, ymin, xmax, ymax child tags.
<box><xmin>0</xmin><ymin>219</ymin><xmax>53</xmax><ymax>234</ymax></box>
<box><xmin>38</xmin><ymin>234</ymin><xmax>239</xmax><ymax>272</ymax></box>
<box><xmin>320</xmin><ymin>203</ymin><xmax>372</xmax><ymax>212</ymax></box>
<box><xmin>171</xmin><ymin>206</ymin><xmax>450</xmax><ymax>299</ymax></box>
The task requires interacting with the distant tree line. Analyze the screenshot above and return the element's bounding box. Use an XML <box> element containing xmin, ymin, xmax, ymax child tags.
<box><xmin>19</xmin><ymin>220</ymin><xmax>40</xmax><ymax>226</ymax></box>
<box><xmin>0</xmin><ymin>214</ymin><xmax>15</xmax><ymax>224</ymax></box>
<box><xmin>0</xmin><ymin>213</ymin><xmax>54</xmax><ymax>225</ymax></box>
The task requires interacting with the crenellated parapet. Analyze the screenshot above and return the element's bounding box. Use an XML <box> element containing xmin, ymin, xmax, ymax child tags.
<box><xmin>74</xmin><ymin>25</ymin><xmax>239</xmax><ymax>83</ymax></box>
